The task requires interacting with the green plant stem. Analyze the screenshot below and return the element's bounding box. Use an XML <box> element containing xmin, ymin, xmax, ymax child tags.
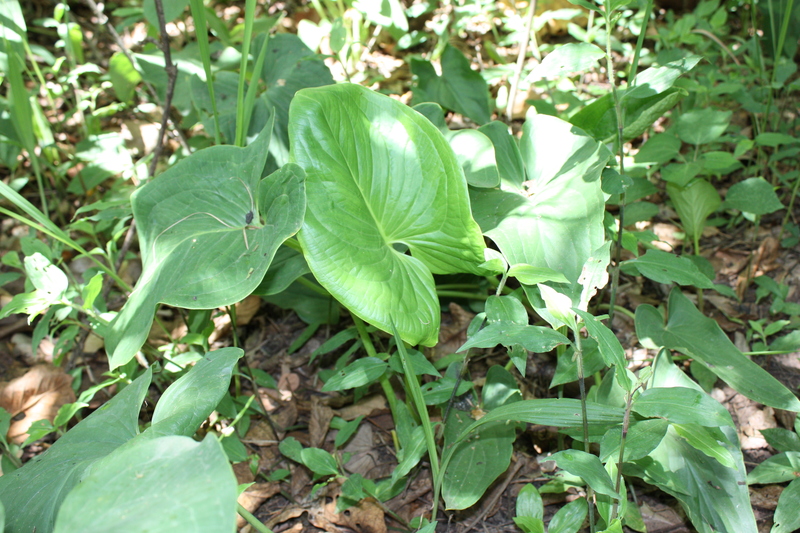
<box><xmin>0</xmin><ymin>207</ymin><xmax>131</xmax><ymax>292</ymax></box>
<box><xmin>235</xmin><ymin>0</ymin><xmax>258</xmax><ymax>147</ymax></box>
<box><xmin>603</xmin><ymin>0</ymin><xmax>626</xmax><ymax>329</ymax></box>
<box><xmin>628</xmin><ymin>0</ymin><xmax>653</xmax><ymax>82</ymax></box>
<box><xmin>573</xmin><ymin>328</ymin><xmax>595</xmax><ymax>533</ymax></box>
<box><xmin>295</xmin><ymin>275</ymin><xmax>331</xmax><ymax>297</ymax></box>
<box><xmin>777</xmin><ymin>173</ymin><xmax>800</xmax><ymax>244</ymax></box>
<box><xmin>351</xmin><ymin>314</ymin><xmax>401</xmax><ymax>431</ymax></box>
<box><xmin>596</xmin><ymin>304</ymin><xmax>635</xmax><ymax>321</ymax></box>
<box><xmin>391</xmin><ymin>324</ymin><xmax>441</xmax><ymax>521</ymax></box>
<box><xmin>237</xmin><ymin>503</ymin><xmax>273</xmax><ymax>533</ymax></box>
<box><xmin>612</xmin><ymin>391</ymin><xmax>635</xmax><ymax>519</ymax></box>
<box><xmin>435</xmin><ymin>290</ymin><xmax>488</xmax><ymax>301</ymax></box>
<box><xmin>189</xmin><ymin>0</ymin><xmax>221</xmax><ymax>145</ymax></box>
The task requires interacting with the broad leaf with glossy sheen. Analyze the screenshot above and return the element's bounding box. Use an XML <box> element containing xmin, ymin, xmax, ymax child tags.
<box><xmin>290</xmin><ymin>83</ymin><xmax>485</xmax><ymax>346</ymax></box>
<box><xmin>471</xmin><ymin>110</ymin><xmax>610</xmax><ymax>303</ymax></box>
<box><xmin>107</xmin><ymin>123</ymin><xmax>305</xmax><ymax>368</ymax></box>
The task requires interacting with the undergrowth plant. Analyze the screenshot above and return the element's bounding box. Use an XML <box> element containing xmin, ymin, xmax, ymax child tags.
<box><xmin>0</xmin><ymin>0</ymin><xmax>798</xmax><ymax>532</ymax></box>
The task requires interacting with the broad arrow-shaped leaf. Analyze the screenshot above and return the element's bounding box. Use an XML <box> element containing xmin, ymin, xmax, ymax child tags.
<box><xmin>106</xmin><ymin>122</ymin><xmax>306</xmax><ymax>368</ymax></box>
<box><xmin>289</xmin><ymin>83</ymin><xmax>485</xmax><ymax>346</ymax></box>
<box><xmin>471</xmin><ymin>110</ymin><xmax>610</xmax><ymax>304</ymax></box>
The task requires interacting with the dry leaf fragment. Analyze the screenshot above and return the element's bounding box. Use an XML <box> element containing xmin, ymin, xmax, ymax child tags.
<box><xmin>0</xmin><ymin>365</ymin><xmax>76</xmax><ymax>444</ymax></box>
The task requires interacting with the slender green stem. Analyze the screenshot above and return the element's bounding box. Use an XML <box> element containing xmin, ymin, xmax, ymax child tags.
<box><xmin>435</xmin><ymin>290</ymin><xmax>488</xmax><ymax>301</ymax></box>
<box><xmin>237</xmin><ymin>503</ymin><xmax>273</xmax><ymax>533</ymax></box>
<box><xmin>612</xmin><ymin>391</ymin><xmax>635</xmax><ymax>519</ymax></box>
<box><xmin>595</xmin><ymin>304</ymin><xmax>635</xmax><ymax>321</ymax></box>
<box><xmin>189</xmin><ymin>0</ymin><xmax>221</xmax><ymax>145</ymax></box>
<box><xmin>603</xmin><ymin>0</ymin><xmax>626</xmax><ymax>328</ymax></box>
<box><xmin>628</xmin><ymin>0</ymin><xmax>653</xmax><ymax>83</ymax></box>
<box><xmin>234</xmin><ymin>0</ymin><xmax>257</xmax><ymax>147</ymax></box>
<box><xmin>352</xmin><ymin>314</ymin><xmax>401</xmax><ymax>433</ymax></box>
<box><xmin>391</xmin><ymin>324</ymin><xmax>441</xmax><ymax>521</ymax></box>
<box><xmin>295</xmin><ymin>275</ymin><xmax>331</xmax><ymax>297</ymax></box>
<box><xmin>573</xmin><ymin>327</ymin><xmax>595</xmax><ymax>532</ymax></box>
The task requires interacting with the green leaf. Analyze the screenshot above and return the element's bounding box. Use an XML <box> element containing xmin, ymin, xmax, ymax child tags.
<box><xmin>458</xmin><ymin>323</ymin><xmax>569</xmax><ymax>353</ymax></box>
<box><xmin>633</xmin><ymin>387</ymin><xmax>733</xmax><ymax>427</ymax></box>
<box><xmin>600</xmin><ymin>418</ymin><xmax>669</xmax><ymax>462</ymax></box>
<box><xmin>772</xmin><ymin>478</ymin><xmax>800</xmax><ymax>533</ymax></box>
<box><xmin>0</xmin><ymin>369</ymin><xmax>152</xmax><ymax>533</ymax></box>
<box><xmin>551</xmin><ymin>450</ymin><xmax>620</xmax><ymax>498</ymax></box>
<box><xmin>723</xmin><ymin>177</ymin><xmax>783</xmax><ymax>215</ymax></box>
<box><xmin>485</xmin><ymin>295</ymin><xmax>528</xmax><ymax>326</ymax></box>
<box><xmin>667</xmin><ymin>179</ymin><xmax>721</xmax><ymax>245</ymax></box>
<box><xmin>442</xmin><ymin>414</ymin><xmax>515</xmax><ymax>509</ymax></box>
<box><xmin>548</xmin><ymin>497</ymin><xmax>588</xmax><ymax>533</ymax></box>
<box><xmin>253</xmin><ymin>246</ymin><xmax>310</xmax><ymax>296</ymax></box>
<box><xmin>625</xmin><ymin>55</ymin><xmax>702</xmax><ymax>100</ymax></box>
<box><xmin>448</xmin><ymin>129</ymin><xmax>499</xmax><ymax>187</ymax></box>
<box><xmin>622</xmin><ymin>249</ymin><xmax>714</xmax><ymax>288</ymax></box>
<box><xmin>290</xmin><ymin>83</ymin><xmax>485</xmax><ymax>346</ymax></box>
<box><xmin>453</xmin><ymin>399</ymin><xmax>624</xmax><ymax>444</ymax></box>
<box><xmin>478</xmin><ymin>121</ymin><xmax>525</xmax><ymax>184</ymax></box>
<box><xmin>574</xmin><ymin>310</ymin><xmax>630</xmax><ymax>390</ymax></box>
<box><xmin>508</xmin><ymin>264</ymin><xmax>570</xmax><ymax>285</ymax></box>
<box><xmin>516</xmin><ymin>483</ymin><xmax>543</xmax><ymax>519</ymax></box>
<box><xmin>146</xmin><ymin>348</ymin><xmax>242</xmax><ymax>437</ymax></box>
<box><xmin>108</xmin><ymin>52</ymin><xmax>142</xmax><ymax>103</ymax></box>
<box><xmin>676</xmin><ymin>108</ymin><xmax>732</xmax><ymax>145</ymax></box>
<box><xmin>672</xmin><ymin>424</ymin><xmax>735</xmax><ymax>468</ymax></box>
<box><xmin>529</xmin><ymin>43</ymin><xmax>605</xmax><ymax>80</ymax></box>
<box><xmin>747</xmin><ymin>452</ymin><xmax>800</xmax><ymax>484</ymax></box>
<box><xmin>635</xmin><ymin>289</ymin><xmax>800</xmax><ymax>412</ymax></box>
<box><xmin>278</xmin><ymin>436</ymin><xmax>304</xmax><ymax>463</ymax></box>
<box><xmin>143</xmin><ymin>0</ymin><xmax>188</xmax><ymax>24</ymax></box>
<box><xmin>25</xmin><ymin>252</ymin><xmax>68</xmax><ymax>301</ymax></box>
<box><xmin>513</xmin><ymin>517</ymin><xmax>545</xmax><ymax>533</ymax></box>
<box><xmin>53</xmin><ymin>436</ymin><xmax>236</xmax><ymax>533</ymax></box>
<box><xmin>755</xmin><ymin>132</ymin><xmax>800</xmax><ymax>147</ymax></box>
<box><xmin>482</xmin><ymin>365</ymin><xmax>521</xmax><ymax>410</ymax></box>
<box><xmin>353</xmin><ymin>0</ymin><xmax>408</xmax><ymax>30</ymax></box>
<box><xmin>107</xmin><ymin>124</ymin><xmax>306</xmax><ymax>369</ymax></box>
<box><xmin>634</xmin><ymin>133</ymin><xmax>682</xmax><ymax>164</ymax></box>
<box><xmin>388</xmin><ymin>349</ymin><xmax>439</xmax><ymax>376</ymax></box>
<box><xmin>259</xmin><ymin>33</ymin><xmax>334</xmax><ymax>170</ymax></box>
<box><xmin>471</xmin><ymin>111</ymin><xmax>609</xmax><ymax>304</ymax></box>
<box><xmin>301</xmin><ymin>447</ymin><xmax>339</xmax><ymax>477</ymax></box>
<box><xmin>321</xmin><ymin>357</ymin><xmax>388</xmax><ymax>391</ymax></box>
<box><xmin>410</xmin><ymin>44</ymin><xmax>492</xmax><ymax>124</ymax></box>
<box><xmin>626</xmin><ymin>348</ymin><xmax>756</xmax><ymax>532</ymax></box>
<box><xmin>760</xmin><ymin>428</ymin><xmax>800</xmax><ymax>453</ymax></box>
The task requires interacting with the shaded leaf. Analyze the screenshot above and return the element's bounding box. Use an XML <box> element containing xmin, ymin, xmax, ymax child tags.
<box><xmin>53</xmin><ymin>436</ymin><xmax>236</xmax><ymax>533</ymax></box>
<box><xmin>290</xmin><ymin>83</ymin><xmax>485</xmax><ymax>346</ymax></box>
<box><xmin>635</xmin><ymin>289</ymin><xmax>800</xmax><ymax>411</ymax></box>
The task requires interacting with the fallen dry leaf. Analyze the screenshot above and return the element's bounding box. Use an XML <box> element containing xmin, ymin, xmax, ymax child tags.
<box><xmin>235</xmin><ymin>482</ymin><xmax>280</xmax><ymax>529</ymax></box>
<box><xmin>0</xmin><ymin>365</ymin><xmax>76</xmax><ymax>444</ymax></box>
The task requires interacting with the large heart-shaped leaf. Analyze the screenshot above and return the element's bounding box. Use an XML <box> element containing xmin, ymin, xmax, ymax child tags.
<box><xmin>471</xmin><ymin>111</ymin><xmax>610</xmax><ymax>303</ymax></box>
<box><xmin>290</xmin><ymin>84</ymin><xmax>485</xmax><ymax>346</ymax></box>
<box><xmin>107</xmin><ymin>123</ymin><xmax>305</xmax><ymax>368</ymax></box>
